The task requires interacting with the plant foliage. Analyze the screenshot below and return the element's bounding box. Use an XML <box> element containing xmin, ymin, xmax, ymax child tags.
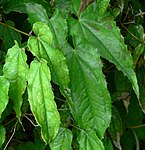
<box><xmin>0</xmin><ymin>0</ymin><xmax>145</xmax><ymax>149</ymax></box>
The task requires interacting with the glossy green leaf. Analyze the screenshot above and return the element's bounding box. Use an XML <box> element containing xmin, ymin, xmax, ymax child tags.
<box><xmin>77</xmin><ymin>130</ymin><xmax>104</xmax><ymax>150</ymax></box>
<box><xmin>28</xmin><ymin>22</ymin><xmax>70</xmax><ymax>89</ymax></box>
<box><xmin>0</xmin><ymin>76</ymin><xmax>9</xmax><ymax>118</ymax></box>
<box><xmin>0</xmin><ymin>21</ymin><xmax>22</xmax><ymax>50</ymax></box>
<box><xmin>25</xmin><ymin>3</ymin><xmax>49</xmax><ymax>25</ymax></box>
<box><xmin>68</xmin><ymin>9</ymin><xmax>139</xmax><ymax>99</ymax></box>
<box><xmin>67</xmin><ymin>37</ymin><xmax>111</xmax><ymax>138</ymax></box>
<box><xmin>0</xmin><ymin>125</ymin><xmax>6</xmax><ymax>148</ymax></box>
<box><xmin>27</xmin><ymin>59</ymin><xmax>60</xmax><ymax>143</ymax></box>
<box><xmin>3</xmin><ymin>43</ymin><xmax>28</xmax><ymax>120</ymax></box>
<box><xmin>50</xmin><ymin>127</ymin><xmax>72</xmax><ymax>150</ymax></box>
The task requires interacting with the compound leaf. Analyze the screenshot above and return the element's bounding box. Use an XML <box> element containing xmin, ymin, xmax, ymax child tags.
<box><xmin>50</xmin><ymin>127</ymin><xmax>72</xmax><ymax>150</ymax></box>
<box><xmin>3</xmin><ymin>43</ymin><xmax>28</xmax><ymax>120</ymax></box>
<box><xmin>27</xmin><ymin>59</ymin><xmax>60</xmax><ymax>143</ymax></box>
<box><xmin>67</xmin><ymin>37</ymin><xmax>111</xmax><ymax>138</ymax></box>
<box><xmin>28</xmin><ymin>22</ymin><xmax>70</xmax><ymax>89</ymax></box>
<box><xmin>0</xmin><ymin>76</ymin><xmax>9</xmax><ymax>118</ymax></box>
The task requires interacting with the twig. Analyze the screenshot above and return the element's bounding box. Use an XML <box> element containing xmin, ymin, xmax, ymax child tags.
<box><xmin>24</xmin><ymin>114</ymin><xmax>38</xmax><ymax>127</ymax></box>
<box><xmin>0</xmin><ymin>22</ymin><xmax>30</xmax><ymax>37</ymax></box>
<box><xmin>3</xmin><ymin>121</ymin><xmax>18</xmax><ymax>150</ymax></box>
<box><xmin>128</xmin><ymin>124</ymin><xmax>145</xmax><ymax>129</ymax></box>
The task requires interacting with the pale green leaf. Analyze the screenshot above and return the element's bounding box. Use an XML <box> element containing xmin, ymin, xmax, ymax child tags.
<box><xmin>68</xmin><ymin>10</ymin><xmax>139</xmax><ymax>99</ymax></box>
<box><xmin>3</xmin><ymin>43</ymin><xmax>28</xmax><ymax>120</ymax></box>
<box><xmin>50</xmin><ymin>127</ymin><xmax>72</xmax><ymax>150</ymax></box>
<box><xmin>78</xmin><ymin>130</ymin><xmax>104</xmax><ymax>150</ymax></box>
<box><xmin>25</xmin><ymin>3</ymin><xmax>49</xmax><ymax>25</ymax></box>
<box><xmin>67</xmin><ymin>37</ymin><xmax>111</xmax><ymax>138</ymax></box>
<box><xmin>0</xmin><ymin>125</ymin><xmax>6</xmax><ymax>148</ymax></box>
<box><xmin>27</xmin><ymin>22</ymin><xmax>70</xmax><ymax>89</ymax></box>
<box><xmin>27</xmin><ymin>59</ymin><xmax>60</xmax><ymax>143</ymax></box>
<box><xmin>0</xmin><ymin>21</ymin><xmax>22</xmax><ymax>50</ymax></box>
<box><xmin>0</xmin><ymin>76</ymin><xmax>9</xmax><ymax>118</ymax></box>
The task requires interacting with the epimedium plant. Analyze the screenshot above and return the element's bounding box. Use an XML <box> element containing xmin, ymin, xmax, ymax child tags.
<box><xmin>0</xmin><ymin>0</ymin><xmax>145</xmax><ymax>149</ymax></box>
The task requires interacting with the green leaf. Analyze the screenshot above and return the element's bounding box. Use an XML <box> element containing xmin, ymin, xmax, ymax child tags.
<box><xmin>50</xmin><ymin>9</ymin><xmax>68</xmax><ymax>48</ymax></box>
<box><xmin>25</xmin><ymin>3</ymin><xmax>49</xmax><ymax>25</ymax></box>
<box><xmin>108</xmin><ymin>106</ymin><xmax>122</xmax><ymax>149</ymax></box>
<box><xmin>2</xmin><ymin>0</ymin><xmax>26</xmax><ymax>13</ymax></box>
<box><xmin>27</xmin><ymin>59</ymin><xmax>60</xmax><ymax>143</ymax></box>
<box><xmin>17</xmin><ymin>142</ymin><xmax>35</xmax><ymax>150</ymax></box>
<box><xmin>68</xmin><ymin>9</ymin><xmax>139</xmax><ymax>99</ymax></box>
<box><xmin>3</xmin><ymin>43</ymin><xmax>28</xmax><ymax>120</ymax></box>
<box><xmin>50</xmin><ymin>127</ymin><xmax>73</xmax><ymax>150</ymax></box>
<box><xmin>126</xmin><ymin>24</ymin><xmax>144</xmax><ymax>48</ymax></box>
<box><xmin>67</xmin><ymin>37</ymin><xmax>111</xmax><ymax>138</ymax></box>
<box><xmin>133</xmin><ymin>44</ymin><xmax>144</xmax><ymax>67</ymax></box>
<box><xmin>0</xmin><ymin>21</ymin><xmax>22</xmax><ymax>50</ymax></box>
<box><xmin>96</xmin><ymin>0</ymin><xmax>110</xmax><ymax>14</ymax></box>
<box><xmin>28</xmin><ymin>22</ymin><xmax>70</xmax><ymax>89</ymax></box>
<box><xmin>0</xmin><ymin>76</ymin><xmax>9</xmax><ymax>118</ymax></box>
<box><xmin>0</xmin><ymin>125</ymin><xmax>6</xmax><ymax>148</ymax></box>
<box><xmin>77</xmin><ymin>130</ymin><xmax>104</xmax><ymax>150</ymax></box>
<box><xmin>137</xmin><ymin>68</ymin><xmax>145</xmax><ymax>112</ymax></box>
<box><xmin>103</xmin><ymin>138</ymin><xmax>114</xmax><ymax>150</ymax></box>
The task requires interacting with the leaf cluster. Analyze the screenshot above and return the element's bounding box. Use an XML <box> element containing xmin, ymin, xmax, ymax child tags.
<box><xmin>0</xmin><ymin>0</ymin><xmax>145</xmax><ymax>149</ymax></box>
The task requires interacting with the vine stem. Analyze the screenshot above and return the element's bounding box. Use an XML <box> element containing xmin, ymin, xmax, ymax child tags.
<box><xmin>120</xmin><ymin>21</ymin><xmax>143</xmax><ymax>43</ymax></box>
<box><xmin>0</xmin><ymin>22</ymin><xmax>30</xmax><ymax>36</ymax></box>
<box><xmin>128</xmin><ymin>124</ymin><xmax>145</xmax><ymax>129</ymax></box>
<box><xmin>3</xmin><ymin>121</ymin><xmax>18</xmax><ymax>150</ymax></box>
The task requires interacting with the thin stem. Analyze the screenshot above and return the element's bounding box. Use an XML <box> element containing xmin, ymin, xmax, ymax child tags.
<box><xmin>24</xmin><ymin>114</ymin><xmax>38</xmax><ymax>127</ymax></box>
<box><xmin>68</xmin><ymin>123</ymin><xmax>81</xmax><ymax>131</ymax></box>
<box><xmin>55</xmin><ymin>96</ymin><xmax>66</xmax><ymax>102</ymax></box>
<box><xmin>128</xmin><ymin>124</ymin><xmax>145</xmax><ymax>129</ymax></box>
<box><xmin>3</xmin><ymin>121</ymin><xmax>18</xmax><ymax>150</ymax></box>
<box><xmin>120</xmin><ymin>22</ymin><xmax>143</xmax><ymax>43</ymax></box>
<box><xmin>0</xmin><ymin>22</ymin><xmax>30</xmax><ymax>37</ymax></box>
<box><xmin>3</xmin><ymin>117</ymin><xmax>16</xmax><ymax>126</ymax></box>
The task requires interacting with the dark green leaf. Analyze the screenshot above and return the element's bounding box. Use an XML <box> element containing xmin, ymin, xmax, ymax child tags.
<box><xmin>27</xmin><ymin>59</ymin><xmax>60</xmax><ymax>143</ymax></box>
<box><xmin>133</xmin><ymin>44</ymin><xmax>144</xmax><ymax>66</ymax></box>
<box><xmin>0</xmin><ymin>21</ymin><xmax>22</xmax><ymax>50</ymax></box>
<box><xmin>108</xmin><ymin>106</ymin><xmax>122</xmax><ymax>149</ymax></box>
<box><xmin>126</xmin><ymin>24</ymin><xmax>144</xmax><ymax>48</ymax></box>
<box><xmin>25</xmin><ymin>3</ymin><xmax>49</xmax><ymax>25</ymax></box>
